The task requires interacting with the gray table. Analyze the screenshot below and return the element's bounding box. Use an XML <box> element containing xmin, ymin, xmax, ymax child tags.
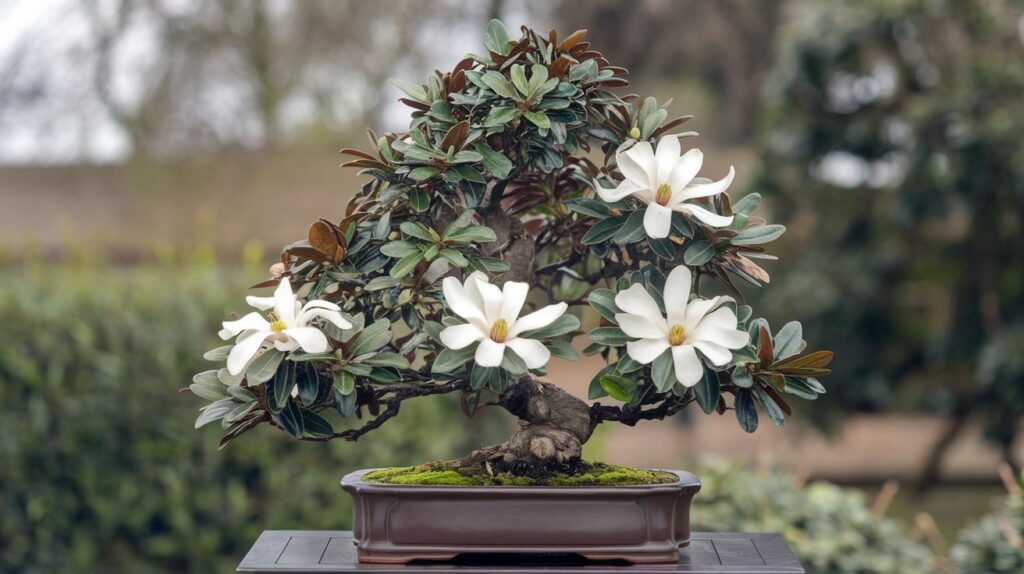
<box><xmin>237</xmin><ymin>531</ymin><xmax>805</xmax><ymax>573</ymax></box>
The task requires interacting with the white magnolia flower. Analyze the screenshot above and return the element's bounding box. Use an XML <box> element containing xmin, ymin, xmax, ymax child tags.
<box><xmin>614</xmin><ymin>266</ymin><xmax>749</xmax><ymax>387</ymax></box>
<box><xmin>594</xmin><ymin>135</ymin><xmax>735</xmax><ymax>238</ymax></box>
<box><xmin>440</xmin><ymin>272</ymin><xmax>567</xmax><ymax>369</ymax></box>
<box><xmin>219</xmin><ymin>278</ymin><xmax>352</xmax><ymax>375</ymax></box>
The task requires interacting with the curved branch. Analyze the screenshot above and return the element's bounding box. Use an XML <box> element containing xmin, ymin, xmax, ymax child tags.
<box><xmin>589</xmin><ymin>395</ymin><xmax>695</xmax><ymax>428</ymax></box>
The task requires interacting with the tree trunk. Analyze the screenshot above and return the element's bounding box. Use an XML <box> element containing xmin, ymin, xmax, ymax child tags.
<box><xmin>458</xmin><ymin>376</ymin><xmax>593</xmax><ymax>470</ymax></box>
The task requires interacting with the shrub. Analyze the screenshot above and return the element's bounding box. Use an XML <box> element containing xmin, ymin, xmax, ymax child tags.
<box><xmin>691</xmin><ymin>459</ymin><xmax>935</xmax><ymax>574</ymax></box>
<box><xmin>0</xmin><ymin>262</ymin><xmax>502</xmax><ymax>573</ymax></box>
<box><xmin>951</xmin><ymin>469</ymin><xmax>1024</xmax><ymax>574</ymax></box>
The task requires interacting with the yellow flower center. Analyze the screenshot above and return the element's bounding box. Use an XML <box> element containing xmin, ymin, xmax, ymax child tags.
<box><xmin>629</xmin><ymin>126</ymin><xmax>641</xmax><ymax>139</ymax></box>
<box><xmin>668</xmin><ymin>324</ymin><xmax>686</xmax><ymax>346</ymax></box>
<box><xmin>270</xmin><ymin>320</ymin><xmax>287</xmax><ymax>333</ymax></box>
<box><xmin>489</xmin><ymin>318</ymin><xmax>509</xmax><ymax>343</ymax></box>
<box><xmin>655</xmin><ymin>183</ymin><xmax>673</xmax><ymax>206</ymax></box>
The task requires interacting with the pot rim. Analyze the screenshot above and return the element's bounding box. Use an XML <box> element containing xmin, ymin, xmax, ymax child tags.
<box><xmin>340</xmin><ymin>467</ymin><xmax>701</xmax><ymax>494</ymax></box>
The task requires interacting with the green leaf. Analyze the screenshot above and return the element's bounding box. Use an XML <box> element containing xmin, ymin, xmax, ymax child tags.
<box><xmin>613</xmin><ymin>210</ymin><xmax>647</xmax><ymax>245</ymax></box>
<box><xmin>684</xmin><ymin>240</ymin><xmax>715</xmax><ymax>266</ymax></box>
<box><xmin>782</xmin><ymin>376</ymin><xmax>819</xmax><ymax>400</ymax></box>
<box><xmin>399</xmin><ymin>221</ymin><xmax>437</xmax><ymax>241</ymax></box>
<box><xmin>527</xmin><ymin>64</ymin><xmax>548</xmax><ymax>96</ymax></box>
<box><xmin>270</xmin><ymin>359</ymin><xmax>297</xmax><ymax>413</ymax></box>
<box><xmin>440</xmin><ymin>248</ymin><xmax>469</xmax><ymax>267</ymax></box>
<box><xmin>600</xmin><ymin>374</ymin><xmax>636</xmax><ymax>402</ymax></box>
<box><xmin>366</xmin><ymin>367</ymin><xmax>400</xmax><ymax>383</ymax></box>
<box><xmin>694</xmin><ymin>367</ymin><xmax>721</xmax><ymax>414</ymax></box>
<box><xmin>519</xmin><ymin>313</ymin><xmax>580</xmax><ymax>339</ymax></box>
<box><xmin>334</xmin><ymin>388</ymin><xmax>357</xmax><ymax>418</ymax></box>
<box><xmin>522</xmin><ymin>110</ymin><xmax>550</xmax><ymax>130</ymax></box>
<box><xmin>300</xmin><ymin>409</ymin><xmax>334</xmax><ymax>438</ymax></box>
<box><xmin>651</xmin><ymin>351</ymin><xmax>675</xmax><ymax>392</ymax></box>
<box><xmin>194</xmin><ymin>398</ymin><xmax>235</xmax><ymax>429</ymax></box>
<box><xmin>350</xmin><ymin>320</ymin><xmax>392</xmax><ymax>357</ymax></box>
<box><xmin>466</xmin><ymin>257</ymin><xmax>509</xmax><ymax>274</ymax></box>
<box><xmin>272</xmin><ymin>400</ymin><xmax>304</xmax><ymax>439</ymax></box>
<box><xmin>480</xmin><ymin>72</ymin><xmax>517</xmax><ymax>99</ymax></box>
<box><xmin>380</xmin><ymin>241</ymin><xmax>421</xmax><ymax>258</ymax></box>
<box><xmin>648</xmin><ymin>237</ymin><xmax>676</xmax><ymax>260</ymax></box>
<box><xmin>482</xmin><ymin>18</ymin><xmax>511</xmax><ymax>55</ymax></box>
<box><xmin>731</xmin><ymin>193</ymin><xmax>761</xmax><ymax>215</ymax></box>
<box><xmin>333</xmin><ymin>370</ymin><xmax>355</xmax><ymax>396</ymax></box>
<box><xmin>732</xmin><ymin>367</ymin><xmax>754</xmax><ymax>389</ymax></box>
<box><xmin>734</xmin><ymin>389</ymin><xmax>759</xmax><ymax>433</ymax></box>
<box><xmin>475</xmin><ymin>143</ymin><xmax>514</xmax><ymax>178</ymax></box>
<box><xmin>733</xmin><ymin>224</ymin><xmax>786</xmax><ymax>245</ymax></box>
<box><xmin>203</xmin><ymin>345</ymin><xmax>232</xmax><ymax>362</ymax></box>
<box><xmin>390</xmin><ymin>78</ymin><xmax>428</xmax><ymax>102</ymax></box>
<box><xmin>566</xmin><ymin>198</ymin><xmax>612</xmax><ymax>219</ymax></box>
<box><xmin>408</xmin><ymin>166</ymin><xmax>440</xmax><ymax>181</ymax></box>
<box><xmin>590</xmin><ymin>327</ymin><xmax>631</xmax><ymax>346</ymax></box>
<box><xmin>444</xmin><ymin>225</ymin><xmax>497</xmax><ymax>244</ymax></box>
<box><xmin>469</xmin><ymin>365</ymin><xmax>492</xmax><ymax>390</ymax></box>
<box><xmin>408</xmin><ymin>188</ymin><xmax>431</xmax><ymax>211</ymax></box>
<box><xmin>189</xmin><ymin>379</ymin><xmax>228</xmax><ymax>401</ymax></box>
<box><xmin>484</xmin><ymin>106</ymin><xmax>521</xmax><ymax>127</ymax></box>
<box><xmin>422</xmin><ymin>244</ymin><xmax>439</xmax><ymax>261</ymax></box>
<box><xmin>544</xmin><ymin>339</ymin><xmax>579</xmax><ymax>360</ymax></box>
<box><xmin>499</xmin><ymin>349</ymin><xmax>527</xmax><ymax>375</ymax></box>
<box><xmin>366</xmin><ymin>276</ymin><xmax>401</xmax><ymax>291</ymax></box>
<box><xmin>192</xmin><ymin>369</ymin><xmax>221</xmax><ymax>386</ymax></box>
<box><xmin>581</xmin><ymin>216</ymin><xmax>626</xmax><ymax>244</ymax></box>
<box><xmin>509</xmin><ymin>64</ymin><xmax>530</xmax><ymax>97</ymax></box>
<box><xmin>294</xmin><ymin>365</ymin><xmax>320</xmax><ymax>406</ymax></box>
<box><xmin>772</xmin><ymin>321</ymin><xmax>803</xmax><ymax>361</ymax></box>
<box><xmin>588</xmin><ymin>363</ymin><xmax>617</xmax><ymax>399</ymax></box>
<box><xmin>587</xmin><ymin>288</ymin><xmax>619</xmax><ymax>322</ymax></box>
<box><xmin>754</xmin><ymin>386</ymin><xmax>786</xmax><ymax>427</ymax></box>
<box><xmin>432</xmin><ymin>346</ymin><xmax>476</xmax><ymax>373</ymax></box>
<box><xmin>361</xmin><ymin>352</ymin><xmax>410</xmax><ymax>369</ymax></box>
<box><xmin>389</xmin><ymin>252</ymin><xmax>424</xmax><ymax>278</ymax></box>
<box><xmin>245</xmin><ymin>349</ymin><xmax>284</xmax><ymax>385</ymax></box>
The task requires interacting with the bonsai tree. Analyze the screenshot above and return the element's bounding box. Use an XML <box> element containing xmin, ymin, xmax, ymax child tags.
<box><xmin>189</xmin><ymin>20</ymin><xmax>833</xmax><ymax>476</ymax></box>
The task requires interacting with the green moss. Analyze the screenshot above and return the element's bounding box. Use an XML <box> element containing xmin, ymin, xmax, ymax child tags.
<box><xmin>362</xmin><ymin>461</ymin><xmax>678</xmax><ymax>487</ymax></box>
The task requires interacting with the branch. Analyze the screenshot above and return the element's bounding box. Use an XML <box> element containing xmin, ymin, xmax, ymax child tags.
<box><xmin>589</xmin><ymin>395</ymin><xmax>695</xmax><ymax>428</ymax></box>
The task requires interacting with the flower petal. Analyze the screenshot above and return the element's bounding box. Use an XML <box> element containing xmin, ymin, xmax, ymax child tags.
<box><xmin>594</xmin><ymin>179</ymin><xmax>643</xmax><ymax>203</ymax></box>
<box><xmin>499</xmin><ymin>281</ymin><xmax>529</xmax><ymax>323</ymax></box>
<box><xmin>691</xmin><ymin>340</ymin><xmax>733</xmax><ymax>366</ymax></box>
<box><xmin>696</xmin><ymin>306</ymin><xmax>740</xmax><ymax>331</ymax></box>
<box><xmin>683</xmin><ymin>296</ymin><xmax>722</xmax><ymax>331</ymax></box>
<box><xmin>679</xmin><ymin>166</ymin><xmax>735</xmax><ymax>200</ymax></box>
<box><xmin>440</xmin><ymin>323</ymin><xmax>486</xmax><ymax>350</ymax></box>
<box><xmin>615</xmin><ymin>313</ymin><xmax>666</xmax><ymax>339</ymax></box>
<box><xmin>221</xmin><ymin>312</ymin><xmax>271</xmax><ymax>339</ymax></box>
<box><xmin>442</xmin><ymin>276</ymin><xmax>486</xmax><ymax>323</ymax></box>
<box><xmin>302</xmin><ymin>299</ymin><xmax>341</xmax><ymax>311</ymax></box>
<box><xmin>474</xmin><ymin>279</ymin><xmax>505</xmax><ymax>324</ymax></box>
<box><xmin>274</xmin><ymin>338</ymin><xmax>300</xmax><ymax>352</ymax></box>
<box><xmin>677</xmin><ymin>203</ymin><xmax>734</xmax><ymax>227</ymax></box>
<box><xmin>671</xmin><ymin>344</ymin><xmax>704</xmax><ymax>387</ymax></box>
<box><xmin>475</xmin><ymin>338</ymin><xmax>506</xmax><ymax>367</ymax></box>
<box><xmin>245</xmin><ymin>295</ymin><xmax>276</xmax><ymax>311</ymax></box>
<box><xmin>273</xmin><ymin>278</ymin><xmax>297</xmax><ymax>325</ymax></box>
<box><xmin>297</xmin><ymin>307</ymin><xmax>352</xmax><ymax>330</ymax></box>
<box><xmin>617</xmin><ymin>140</ymin><xmax>656</xmax><ymax>188</ymax></box>
<box><xmin>654</xmin><ymin>135</ymin><xmax>680</xmax><ymax>184</ymax></box>
<box><xmin>663</xmin><ymin>266</ymin><xmax>692</xmax><ymax>326</ymax></box>
<box><xmin>284</xmin><ymin>327</ymin><xmax>329</xmax><ymax>353</ymax></box>
<box><xmin>615</xmin><ymin>283</ymin><xmax>664</xmax><ymax>323</ymax></box>
<box><xmin>509</xmin><ymin>302</ymin><xmax>567</xmax><ymax>337</ymax></box>
<box><xmin>506</xmin><ymin>337</ymin><xmax>551</xmax><ymax>369</ymax></box>
<box><xmin>626</xmin><ymin>338</ymin><xmax>671</xmax><ymax>364</ymax></box>
<box><xmin>643</xmin><ymin>202</ymin><xmax>673</xmax><ymax>239</ymax></box>
<box><xmin>667</xmin><ymin>149</ymin><xmax>703</xmax><ymax>194</ymax></box>
<box><xmin>227</xmin><ymin>331</ymin><xmax>269</xmax><ymax>375</ymax></box>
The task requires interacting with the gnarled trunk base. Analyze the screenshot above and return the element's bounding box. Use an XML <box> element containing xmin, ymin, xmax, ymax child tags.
<box><xmin>456</xmin><ymin>376</ymin><xmax>593</xmax><ymax>474</ymax></box>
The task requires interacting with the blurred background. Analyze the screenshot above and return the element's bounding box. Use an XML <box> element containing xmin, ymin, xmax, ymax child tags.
<box><xmin>3</xmin><ymin>0</ymin><xmax>1023</xmax><ymax>572</ymax></box>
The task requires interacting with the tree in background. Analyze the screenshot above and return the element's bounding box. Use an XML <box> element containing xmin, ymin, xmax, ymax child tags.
<box><xmin>754</xmin><ymin>0</ymin><xmax>1024</xmax><ymax>486</ymax></box>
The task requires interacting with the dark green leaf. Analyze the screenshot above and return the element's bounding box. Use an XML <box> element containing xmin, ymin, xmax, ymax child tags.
<box><xmin>245</xmin><ymin>349</ymin><xmax>284</xmax><ymax>385</ymax></box>
<box><xmin>694</xmin><ymin>367</ymin><xmax>721</xmax><ymax>414</ymax></box>
<box><xmin>651</xmin><ymin>350</ymin><xmax>675</xmax><ymax>392</ymax></box>
<box><xmin>389</xmin><ymin>252</ymin><xmax>423</xmax><ymax>278</ymax></box>
<box><xmin>432</xmin><ymin>346</ymin><xmax>476</xmax><ymax>373</ymax></box>
<box><xmin>475</xmin><ymin>143</ymin><xmax>513</xmax><ymax>178</ymax></box>
<box><xmin>408</xmin><ymin>188</ymin><xmax>431</xmax><ymax>212</ymax></box>
<box><xmin>581</xmin><ymin>216</ymin><xmax>626</xmax><ymax>244</ymax></box>
<box><xmin>300</xmin><ymin>409</ymin><xmax>334</xmax><ymax>438</ymax></box>
<box><xmin>734</xmin><ymin>389</ymin><xmax>759</xmax><ymax>433</ymax></box>
<box><xmin>333</xmin><ymin>370</ymin><xmax>355</xmax><ymax>396</ymax></box>
<box><xmin>600</xmin><ymin>374</ymin><xmax>636</xmax><ymax>402</ymax></box>
<box><xmin>612</xmin><ymin>210</ymin><xmax>646</xmax><ymax>245</ymax></box>
<box><xmin>270</xmin><ymin>359</ymin><xmax>297</xmax><ymax>413</ymax></box>
<box><xmin>684</xmin><ymin>240</ymin><xmax>715</xmax><ymax>266</ymax></box>
<box><xmin>587</xmin><ymin>288</ymin><xmax>619</xmax><ymax>322</ymax></box>
<box><xmin>272</xmin><ymin>400</ymin><xmax>304</xmax><ymax>439</ymax></box>
<box><xmin>589</xmin><ymin>327</ymin><xmax>631</xmax><ymax>346</ymax></box>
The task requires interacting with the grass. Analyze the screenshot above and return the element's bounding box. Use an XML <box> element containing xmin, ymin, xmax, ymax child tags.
<box><xmin>362</xmin><ymin>460</ymin><xmax>679</xmax><ymax>486</ymax></box>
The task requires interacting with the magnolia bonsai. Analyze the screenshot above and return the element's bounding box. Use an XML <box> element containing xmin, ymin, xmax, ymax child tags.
<box><xmin>189</xmin><ymin>21</ymin><xmax>832</xmax><ymax>478</ymax></box>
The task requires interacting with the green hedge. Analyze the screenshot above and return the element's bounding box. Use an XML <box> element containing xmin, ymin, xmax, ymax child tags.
<box><xmin>691</xmin><ymin>459</ymin><xmax>935</xmax><ymax>574</ymax></box>
<box><xmin>0</xmin><ymin>262</ymin><xmax>504</xmax><ymax>573</ymax></box>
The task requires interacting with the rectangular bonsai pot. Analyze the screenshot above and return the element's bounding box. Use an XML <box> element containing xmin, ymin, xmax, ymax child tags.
<box><xmin>340</xmin><ymin>468</ymin><xmax>701</xmax><ymax>564</ymax></box>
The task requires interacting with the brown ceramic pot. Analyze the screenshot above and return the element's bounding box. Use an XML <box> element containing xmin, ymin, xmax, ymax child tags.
<box><xmin>340</xmin><ymin>468</ymin><xmax>701</xmax><ymax>564</ymax></box>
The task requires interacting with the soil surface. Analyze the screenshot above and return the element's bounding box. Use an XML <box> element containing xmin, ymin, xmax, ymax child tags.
<box><xmin>363</xmin><ymin>460</ymin><xmax>678</xmax><ymax>486</ymax></box>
